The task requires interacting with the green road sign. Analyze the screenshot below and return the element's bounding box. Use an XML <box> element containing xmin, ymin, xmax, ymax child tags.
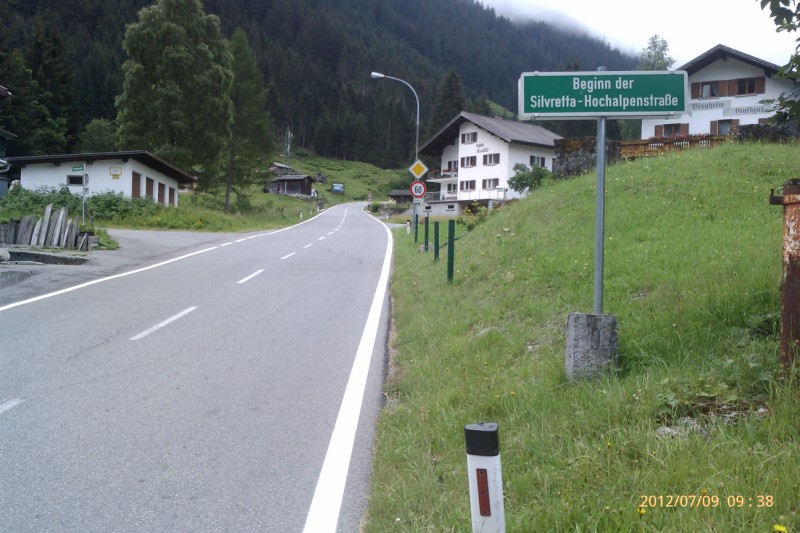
<box><xmin>518</xmin><ymin>71</ymin><xmax>687</xmax><ymax>119</ymax></box>
<box><xmin>72</xmin><ymin>164</ymin><xmax>85</xmax><ymax>172</ymax></box>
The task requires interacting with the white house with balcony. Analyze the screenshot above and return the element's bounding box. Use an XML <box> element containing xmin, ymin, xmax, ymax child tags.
<box><xmin>641</xmin><ymin>44</ymin><xmax>793</xmax><ymax>138</ymax></box>
<box><xmin>419</xmin><ymin>111</ymin><xmax>561</xmax><ymax>216</ymax></box>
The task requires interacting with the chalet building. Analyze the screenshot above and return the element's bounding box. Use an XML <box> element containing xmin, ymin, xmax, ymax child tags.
<box><xmin>266</xmin><ymin>174</ymin><xmax>316</xmax><ymax>196</ymax></box>
<box><xmin>641</xmin><ymin>44</ymin><xmax>793</xmax><ymax>138</ymax></box>
<box><xmin>388</xmin><ymin>189</ymin><xmax>414</xmax><ymax>204</ymax></box>
<box><xmin>419</xmin><ymin>111</ymin><xmax>561</xmax><ymax>216</ymax></box>
<box><xmin>7</xmin><ymin>151</ymin><xmax>195</xmax><ymax>207</ymax></box>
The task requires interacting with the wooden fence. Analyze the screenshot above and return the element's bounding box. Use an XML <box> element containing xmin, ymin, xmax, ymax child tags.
<box><xmin>620</xmin><ymin>136</ymin><xmax>729</xmax><ymax>159</ymax></box>
<box><xmin>0</xmin><ymin>204</ymin><xmax>86</xmax><ymax>249</ymax></box>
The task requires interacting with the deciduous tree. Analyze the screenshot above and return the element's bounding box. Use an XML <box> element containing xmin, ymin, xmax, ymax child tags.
<box><xmin>637</xmin><ymin>34</ymin><xmax>675</xmax><ymax>71</ymax></box>
<box><xmin>761</xmin><ymin>0</ymin><xmax>800</xmax><ymax>124</ymax></box>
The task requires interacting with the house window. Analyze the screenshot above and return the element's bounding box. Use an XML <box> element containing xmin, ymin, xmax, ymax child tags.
<box><xmin>700</xmin><ymin>81</ymin><xmax>718</xmax><ymax>98</ymax></box>
<box><xmin>736</xmin><ymin>78</ymin><xmax>757</xmax><ymax>95</ymax></box>
<box><xmin>483</xmin><ymin>153</ymin><xmax>500</xmax><ymax>166</ymax></box>
<box><xmin>717</xmin><ymin>120</ymin><xmax>734</xmax><ymax>135</ymax></box>
<box><xmin>447</xmin><ymin>183</ymin><xmax>458</xmax><ymax>193</ymax></box>
<box><xmin>461</xmin><ymin>132</ymin><xmax>477</xmax><ymax>144</ymax></box>
<box><xmin>530</xmin><ymin>156</ymin><xmax>545</xmax><ymax>168</ymax></box>
<box><xmin>67</xmin><ymin>175</ymin><xmax>83</xmax><ymax>186</ymax></box>
<box><xmin>460</xmin><ymin>156</ymin><xmax>476</xmax><ymax>168</ymax></box>
<box><xmin>447</xmin><ymin>204</ymin><xmax>456</xmax><ymax>211</ymax></box>
<box><xmin>482</xmin><ymin>178</ymin><xmax>499</xmax><ymax>189</ymax></box>
<box><xmin>460</xmin><ymin>180</ymin><xmax>476</xmax><ymax>191</ymax></box>
<box><xmin>663</xmin><ymin>123</ymin><xmax>682</xmax><ymax>137</ymax></box>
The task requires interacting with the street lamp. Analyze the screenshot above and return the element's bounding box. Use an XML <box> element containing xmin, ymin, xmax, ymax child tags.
<box><xmin>370</xmin><ymin>71</ymin><xmax>420</xmax><ymax>159</ymax></box>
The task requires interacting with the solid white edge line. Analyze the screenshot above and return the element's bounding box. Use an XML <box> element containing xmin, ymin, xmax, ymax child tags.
<box><xmin>0</xmin><ymin>398</ymin><xmax>26</xmax><ymax>415</ymax></box>
<box><xmin>0</xmin><ymin>247</ymin><xmax>218</xmax><ymax>313</ymax></box>
<box><xmin>302</xmin><ymin>210</ymin><xmax>393</xmax><ymax>533</ymax></box>
<box><xmin>130</xmin><ymin>306</ymin><xmax>198</xmax><ymax>341</ymax></box>
<box><xmin>237</xmin><ymin>269</ymin><xmax>264</xmax><ymax>284</ymax></box>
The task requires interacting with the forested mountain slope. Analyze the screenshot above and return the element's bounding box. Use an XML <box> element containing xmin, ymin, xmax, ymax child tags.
<box><xmin>1</xmin><ymin>0</ymin><xmax>636</xmax><ymax>166</ymax></box>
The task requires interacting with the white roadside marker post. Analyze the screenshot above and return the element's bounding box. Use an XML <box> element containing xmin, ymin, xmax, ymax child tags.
<box><xmin>465</xmin><ymin>422</ymin><xmax>505</xmax><ymax>533</ymax></box>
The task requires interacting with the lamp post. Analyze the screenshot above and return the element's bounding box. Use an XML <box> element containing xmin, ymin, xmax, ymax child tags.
<box><xmin>370</xmin><ymin>71</ymin><xmax>420</xmax><ymax>159</ymax></box>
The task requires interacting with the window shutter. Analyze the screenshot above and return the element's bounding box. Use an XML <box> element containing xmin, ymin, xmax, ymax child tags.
<box><xmin>655</xmin><ymin>125</ymin><xmax>664</xmax><ymax>137</ymax></box>
<box><xmin>710</xmin><ymin>121</ymin><xmax>719</xmax><ymax>135</ymax></box>
<box><xmin>716</xmin><ymin>80</ymin><xmax>728</xmax><ymax>97</ymax></box>
<box><xmin>756</xmin><ymin>77</ymin><xmax>766</xmax><ymax>94</ymax></box>
<box><xmin>680</xmin><ymin>123</ymin><xmax>689</xmax><ymax>135</ymax></box>
<box><xmin>691</xmin><ymin>82</ymin><xmax>700</xmax><ymax>99</ymax></box>
<box><xmin>732</xmin><ymin>119</ymin><xmax>740</xmax><ymax>132</ymax></box>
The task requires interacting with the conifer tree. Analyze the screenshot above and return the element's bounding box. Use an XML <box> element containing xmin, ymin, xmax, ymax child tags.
<box><xmin>224</xmin><ymin>28</ymin><xmax>274</xmax><ymax>213</ymax></box>
<box><xmin>428</xmin><ymin>68</ymin><xmax>466</xmax><ymax>136</ymax></box>
<box><xmin>116</xmin><ymin>0</ymin><xmax>233</xmax><ymax>188</ymax></box>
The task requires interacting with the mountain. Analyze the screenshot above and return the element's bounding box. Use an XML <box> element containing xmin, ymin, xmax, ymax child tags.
<box><xmin>1</xmin><ymin>0</ymin><xmax>637</xmax><ymax>167</ymax></box>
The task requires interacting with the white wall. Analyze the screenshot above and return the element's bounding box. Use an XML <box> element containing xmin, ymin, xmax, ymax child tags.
<box><xmin>445</xmin><ymin>122</ymin><xmax>556</xmax><ymax>202</ymax></box>
<box><xmin>20</xmin><ymin>158</ymin><xmax>181</xmax><ymax>206</ymax></box>
<box><xmin>642</xmin><ymin>57</ymin><xmax>793</xmax><ymax>138</ymax></box>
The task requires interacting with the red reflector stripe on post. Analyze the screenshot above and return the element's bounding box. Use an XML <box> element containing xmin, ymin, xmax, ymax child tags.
<box><xmin>476</xmin><ymin>468</ymin><xmax>491</xmax><ymax>516</ymax></box>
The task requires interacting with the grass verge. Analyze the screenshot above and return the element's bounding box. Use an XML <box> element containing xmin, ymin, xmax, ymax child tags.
<box><xmin>365</xmin><ymin>141</ymin><xmax>800</xmax><ymax>532</ymax></box>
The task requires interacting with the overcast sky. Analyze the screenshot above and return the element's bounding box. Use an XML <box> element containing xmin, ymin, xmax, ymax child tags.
<box><xmin>482</xmin><ymin>0</ymin><xmax>797</xmax><ymax>68</ymax></box>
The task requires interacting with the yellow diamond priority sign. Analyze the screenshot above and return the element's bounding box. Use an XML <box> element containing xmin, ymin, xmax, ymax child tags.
<box><xmin>409</xmin><ymin>160</ymin><xmax>428</xmax><ymax>179</ymax></box>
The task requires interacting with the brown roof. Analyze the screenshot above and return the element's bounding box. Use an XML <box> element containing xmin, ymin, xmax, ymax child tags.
<box><xmin>678</xmin><ymin>44</ymin><xmax>782</xmax><ymax>76</ymax></box>
<box><xmin>7</xmin><ymin>150</ymin><xmax>195</xmax><ymax>184</ymax></box>
<box><xmin>419</xmin><ymin>111</ymin><xmax>562</xmax><ymax>156</ymax></box>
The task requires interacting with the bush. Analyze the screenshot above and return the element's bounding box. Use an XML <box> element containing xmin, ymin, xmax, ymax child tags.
<box><xmin>456</xmin><ymin>201</ymin><xmax>488</xmax><ymax>231</ymax></box>
<box><xmin>0</xmin><ymin>186</ymin><xmax>82</xmax><ymax>221</ymax></box>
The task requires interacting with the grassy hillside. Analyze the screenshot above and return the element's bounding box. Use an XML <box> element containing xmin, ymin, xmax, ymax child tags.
<box><xmin>366</xmin><ymin>142</ymin><xmax>799</xmax><ymax>531</ymax></box>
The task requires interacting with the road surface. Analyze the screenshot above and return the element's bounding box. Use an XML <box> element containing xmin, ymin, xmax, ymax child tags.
<box><xmin>0</xmin><ymin>203</ymin><xmax>393</xmax><ymax>532</ymax></box>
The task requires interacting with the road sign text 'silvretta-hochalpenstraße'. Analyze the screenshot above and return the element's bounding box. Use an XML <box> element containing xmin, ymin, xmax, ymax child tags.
<box><xmin>518</xmin><ymin>71</ymin><xmax>688</xmax><ymax>119</ymax></box>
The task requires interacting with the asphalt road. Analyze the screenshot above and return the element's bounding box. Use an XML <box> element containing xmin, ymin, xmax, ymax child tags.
<box><xmin>0</xmin><ymin>203</ymin><xmax>393</xmax><ymax>532</ymax></box>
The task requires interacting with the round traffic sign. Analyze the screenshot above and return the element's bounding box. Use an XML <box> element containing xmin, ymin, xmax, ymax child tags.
<box><xmin>410</xmin><ymin>181</ymin><xmax>426</xmax><ymax>198</ymax></box>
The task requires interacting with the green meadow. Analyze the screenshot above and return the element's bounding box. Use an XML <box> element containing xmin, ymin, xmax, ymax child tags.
<box><xmin>365</xmin><ymin>142</ymin><xmax>800</xmax><ymax>532</ymax></box>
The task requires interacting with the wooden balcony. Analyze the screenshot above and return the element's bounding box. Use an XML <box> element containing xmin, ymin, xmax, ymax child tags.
<box><xmin>620</xmin><ymin>135</ymin><xmax>729</xmax><ymax>159</ymax></box>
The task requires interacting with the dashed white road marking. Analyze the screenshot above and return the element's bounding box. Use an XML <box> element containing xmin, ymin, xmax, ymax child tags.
<box><xmin>281</xmin><ymin>252</ymin><xmax>296</xmax><ymax>260</ymax></box>
<box><xmin>0</xmin><ymin>398</ymin><xmax>25</xmax><ymax>416</ymax></box>
<box><xmin>304</xmin><ymin>244</ymin><xmax>313</xmax><ymax>249</ymax></box>
<box><xmin>130</xmin><ymin>307</ymin><xmax>198</xmax><ymax>341</ymax></box>
<box><xmin>237</xmin><ymin>269</ymin><xmax>264</xmax><ymax>284</ymax></box>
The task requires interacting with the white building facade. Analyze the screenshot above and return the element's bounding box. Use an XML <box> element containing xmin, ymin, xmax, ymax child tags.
<box><xmin>8</xmin><ymin>151</ymin><xmax>194</xmax><ymax>207</ymax></box>
<box><xmin>641</xmin><ymin>44</ymin><xmax>793</xmax><ymax>139</ymax></box>
<box><xmin>420</xmin><ymin>112</ymin><xmax>561</xmax><ymax>216</ymax></box>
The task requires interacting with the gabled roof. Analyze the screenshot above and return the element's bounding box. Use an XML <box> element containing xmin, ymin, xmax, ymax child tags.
<box><xmin>419</xmin><ymin>111</ymin><xmax>562</xmax><ymax>156</ymax></box>
<box><xmin>271</xmin><ymin>174</ymin><xmax>313</xmax><ymax>182</ymax></box>
<box><xmin>7</xmin><ymin>150</ymin><xmax>195</xmax><ymax>184</ymax></box>
<box><xmin>678</xmin><ymin>44</ymin><xmax>782</xmax><ymax>76</ymax></box>
<box><xmin>0</xmin><ymin>85</ymin><xmax>11</xmax><ymax>99</ymax></box>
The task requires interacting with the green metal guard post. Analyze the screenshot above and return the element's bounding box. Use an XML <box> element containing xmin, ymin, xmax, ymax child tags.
<box><xmin>434</xmin><ymin>221</ymin><xmax>440</xmax><ymax>261</ymax></box>
<box><xmin>447</xmin><ymin>219</ymin><xmax>455</xmax><ymax>282</ymax></box>
<box><xmin>414</xmin><ymin>213</ymin><xmax>419</xmax><ymax>243</ymax></box>
<box><xmin>424</xmin><ymin>214</ymin><xmax>430</xmax><ymax>251</ymax></box>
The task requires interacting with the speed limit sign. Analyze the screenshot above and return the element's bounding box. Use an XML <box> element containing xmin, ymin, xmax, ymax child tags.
<box><xmin>410</xmin><ymin>181</ymin><xmax>426</xmax><ymax>199</ymax></box>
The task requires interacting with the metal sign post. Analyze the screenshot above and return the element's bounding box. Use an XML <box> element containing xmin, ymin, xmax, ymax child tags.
<box><xmin>519</xmin><ymin>68</ymin><xmax>688</xmax><ymax>379</ymax></box>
